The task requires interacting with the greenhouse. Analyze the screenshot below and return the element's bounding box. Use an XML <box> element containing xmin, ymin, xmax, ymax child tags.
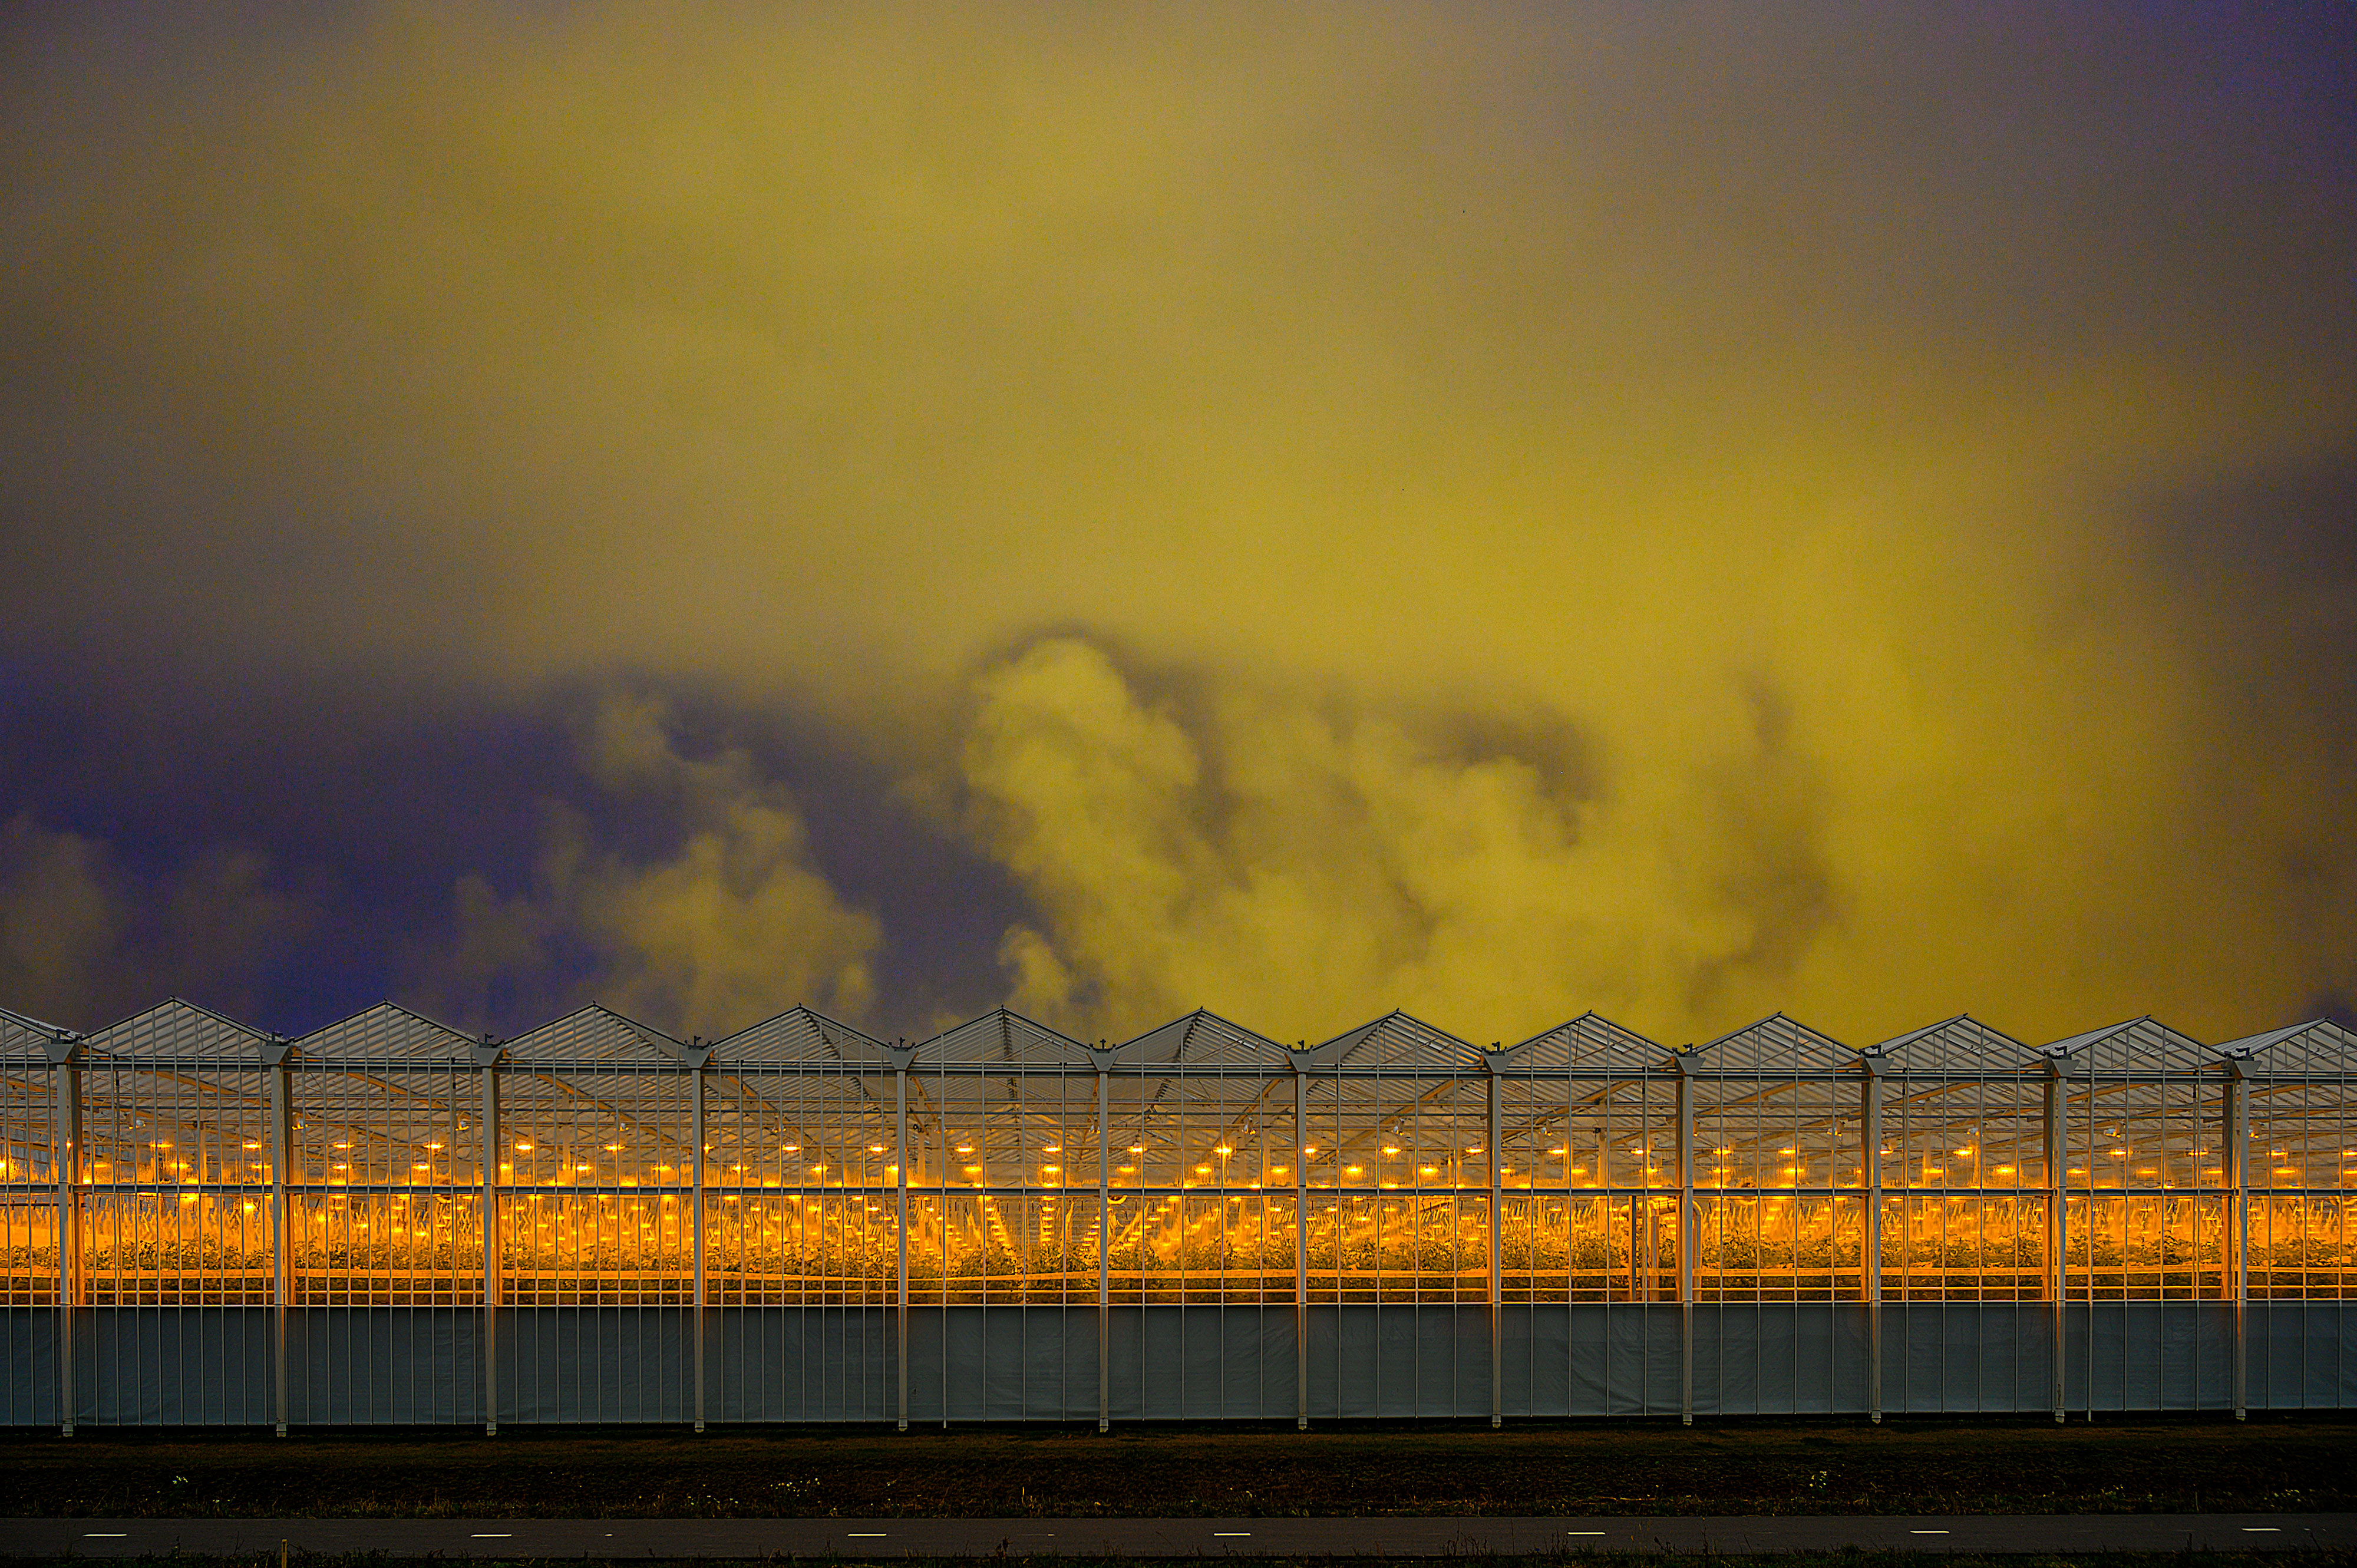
<box><xmin>2</xmin><ymin>996</ymin><xmax>2352</xmax><ymax>1428</ymax></box>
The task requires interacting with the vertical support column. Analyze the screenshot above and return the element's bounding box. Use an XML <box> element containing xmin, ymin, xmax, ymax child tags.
<box><xmin>50</xmin><ymin>1044</ymin><xmax>80</xmax><ymax>1437</ymax></box>
<box><xmin>268</xmin><ymin>1043</ymin><xmax>292</xmax><ymax>1436</ymax></box>
<box><xmin>478</xmin><ymin>1048</ymin><xmax>501</xmax><ymax>1436</ymax></box>
<box><xmin>691</xmin><ymin>1058</ymin><xmax>707</xmax><ymax>1433</ymax></box>
<box><xmin>1096</xmin><ymin>1064</ymin><xmax>1110</xmax><ymax>1433</ymax></box>
<box><xmin>2227</xmin><ymin>1064</ymin><xmax>2248</xmax><ymax>1421</ymax></box>
<box><xmin>2044</xmin><ymin>1065</ymin><xmax>2065</xmax><ymax>1424</ymax></box>
<box><xmin>1294</xmin><ymin>1064</ymin><xmax>1309</xmax><ymax>1431</ymax></box>
<box><xmin>1676</xmin><ymin>1064</ymin><xmax>1695</xmax><ymax>1426</ymax></box>
<box><xmin>895</xmin><ymin>1061</ymin><xmax>910</xmax><ymax>1432</ymax></box>
<box><xmin>1863</xmin><ymin>1060</ymin><xmax>1883</xmax><ymax>1424</ymax></box>
<box><xmin>1486</xmin><ymin>1064</ymin><xmax>1503</xmax><ymax>1428</ymax></box>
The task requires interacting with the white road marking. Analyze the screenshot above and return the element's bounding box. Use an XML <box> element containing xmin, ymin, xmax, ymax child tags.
<box><xmin>1566</xmin><ymin>1531</ymin><xmax>1607</xmax><ymax>1536</ymax></box>
<box><xmin>85</xmin><ymin>1533</ymin><xmax>127</xmax><ymax>1538</ymax></box>
<box><xmin>1909</xmin><ymin>1529</ymin><xmax>1950</xmax><ymax>1534</ymax></box>
<box><xmin>2244</xmin><ymin>1527</ymin><xmax>2282</xmax><ymax>1533</ymax></box>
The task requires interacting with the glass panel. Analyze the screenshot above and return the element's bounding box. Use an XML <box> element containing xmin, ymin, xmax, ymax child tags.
<box><xmin>498</xmin><ymin>1068</ymin><xmax>693</xmax><ymax>1190</ymax></box>
<box><xmin>1299</xmin><ymin>1191</ymin><xmax>1490</xmax><ymax>1302</ymax></box>
<box><xmin>1302</xmin><ymin>1076</ymin><xmax>1488</xmax><ymax>1190</ymax></box>
<box><xmin>1108</xmin><ymin>1071</ymin><xmax>1290</xmax><ymax>1190</ymax></box>
<box><xmin>1881</xmin><ymin>1194</ymin><xmax>2047</xmax><ymax>1301</ymax></box>
<box><xmin>0</xmin><ymin>1063</ymin><xmax>50</xmax><ymax>1187</ymax></box>
<box><xmin>293</xmin><ymin>1067</ymin><xmax>473</xmax><ymax>1186</ymax></box>
<box><xmin>500</xmin><ymin>1192</ymin><xmax>692</xmax><ymax>1305</ymax></box>
<box><xmin>291</xmin><ymin>1192</ymin><xmax>480</xmax><ymax>1305</ymax></box>
<box><xmin>906</xmin><ymin>1067</ymin><xmax>1094</xmax><ymax>1191</ymax></box>
<box><xmin>80</xmin><ymin>1062</ymin><xmax>272</xmax><ymax>1185</ymax></box>
<box><xmin>1500</xmin><ymin>1078</ymin><xmax>1682</xmax><ymax>1190</ymax></box>
<box><xmin>1694</xmin><ymin>1195</ymin><xmax>1863</xmax><ymax>1302</ymax></box>
<box><xmin>1490</xmin><ymin>1194</ymin><xmax>1679</xmax><ymax>1302</ymax></box>
<box><xmin>0</xmin><ymin>1194</ymin><xmax>58</xmax><ymax>1305</ymax></box>
<box><xmin>1105</xmin><ymin>1192</ymin><xmax>1290</xmax><ymax>1304</ymax></box>
<box><xmin>708</xmin><ymin>1071</ymin><xmax>894</xmax><ymax>1190</ymax></box>
<box><xmin>907</xmin><ymin>1192</ymin><xmax>1092</xmax><ymax>1306</ymax></box>
<box><xmin>2250</xmin><ymin>1084</ymin><xmax>2352</xmax><ymax>1191</ymax></box>
<box><xmin>2063</xmin><ymin>1077</ymin><xmax>2227</xmax><ymax>1190</ymax></box>
<box><xmin>1694</xmin><ymin>1075</ymin><xmax>1860</xmax><ymax>1190</ymax></box>
<box><xmin>1882</xmin><ymin>1074</ymin><xmax>2048</xmax><ymax>1189</ymax></box>
<box><xmin>710</xmin><ymin>1191</ymin><xmax>896</xmax><ymax>1306</ymax></box>
<box><xmin>2249</xmin><ymin>1195</ymin><xmax>2351</xmax><ymax>1300</ymax></box>
<box><xmin>2063</xmin><ymin>1194</ymin><xmax>2230</xmax><ymax>1300</ymax></box>
<box><xmin>78</xmin><ymin>1189</ymin><xmax>273</xmax><ymax>1305</ymax></box>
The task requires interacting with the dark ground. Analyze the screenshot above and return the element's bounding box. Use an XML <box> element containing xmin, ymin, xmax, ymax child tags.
<box><xmin>1</xmin><ymin>1418</ymin><xmax>2351</xmax><ymax>1519</ymax></box>
<box><xmin>0</xmin><ymin>1546</ymin><xmax>2348</xmax><ymax>1556</ymax></box>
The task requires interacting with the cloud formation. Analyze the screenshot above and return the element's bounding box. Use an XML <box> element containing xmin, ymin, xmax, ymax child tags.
<box><xmin>0</xmin><ymin>4</ymin><xmax>2351</xmax><ymax>1045</ymax></box>
<box><xmin>945</xmin><ymin>619</ymin><xmax>2357</xmax><ymax>1049</ymax></box>
<box><xmin>0</xmin><ymin>814</ymin><xmax>305</xmax><ymax>1028</ymax></box>
<box><xmin>0</xmin><ymin>816</ymin><xmax>123</xmax><ymax>1026</ymax></box>
<box><xmin>426</xmin><ymin>694</ymin><xmax>881</xmax><ymax>1038</ymax></box>
<box><xmin>953</xmin><ymin>638</ymin><xmax>1831</xmax><ymax>1044</ymax></box>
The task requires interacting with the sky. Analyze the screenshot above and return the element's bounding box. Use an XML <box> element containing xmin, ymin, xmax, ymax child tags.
<box><xmin>1</xmin><ymin>2</ymin><xmax>2351</xmax><ymax>1052</ymax></box>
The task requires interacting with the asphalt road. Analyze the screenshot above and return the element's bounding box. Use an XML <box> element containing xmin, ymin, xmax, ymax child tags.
<box><xmin>5</xmin><ymin>1516</ymin><xmax>2352</xmax><ymax>1557</ymax></box>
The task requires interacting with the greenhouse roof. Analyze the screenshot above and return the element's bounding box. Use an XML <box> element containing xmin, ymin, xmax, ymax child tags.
<box><xmin>85</xmin><ymin>997</ymin><xmax>274</xmax><ymax>1061</ymax></box>
<box><xmin>9</xmin><ymin>993</ymin><xmax>2310</xmax><ymax>1082</ymax></box>
<box><xmin>293</xmin><ymin>1001</ymin><xmax>477</xmax><ymax>1064</ymax></box>
<box><xmin>914</xmin><ymin>1006</ymin><xmax>1092</xmax><ymax>1068</ymax></box>
<box><xmin>2039</xmin><ymin>1016</ymin><xmax>2213</xmax><ymax>1075</ymax></box>
<box><xmin>1309</xmin><ymin>1011</ymin><xmax>1485</xmax><ymax>1071</ymax></box>
<box><xmin>0</xmin><ymin>1003</ymin><xmax>73</xmax><ymax>1062</ymax></box>
<box><xmin>1497</xmin><ymin>1012</ymin><xmax>1675</xmax><ymax>1073</ymax></box>
<box><xmin>1866</xmin><ymin>1014</ymin><xmax>2042</xmax><ymax>1075</ymax></box>
<box><xmin>2212</xmin><ymin>1018</ymin><xmax>2357</xmax><ymax>1078</ymax></box>
<box><xmin>1687</xmin><ymin>1013</ymin><xmax>1854</xmax><ymax>1074</ymax></box>
<box><xmin>714</xmin><ymin>1005</ymin><xmax>889</xmax><ymax>1067</ymax></box>
<box><xmin>499</xmin><ymin>1003</ymin><xmax>685</xmax><ymax>1066</ymax></box>
<box><xmin>1113</xmin><ymin>1009</ymin><xmax>1293</xmax><ymax>1071</ymax></box>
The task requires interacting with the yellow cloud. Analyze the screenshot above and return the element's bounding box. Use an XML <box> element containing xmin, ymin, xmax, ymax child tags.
<box><xmin>2</xmin><ymin>6</ymin><xmax>2350</xmax><ymax>1044</ymax></box>
<box><xmin>430</xmin><ymin>694</ymin><xmax>880</xmax><ymax>1037</ymax></box>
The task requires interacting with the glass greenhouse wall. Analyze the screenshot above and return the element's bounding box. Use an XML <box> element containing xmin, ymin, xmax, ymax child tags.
<box><xmin>2</xmin><ymin>998</ymin><xmax>2352</xmax><ymax>1428</ymax></box>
